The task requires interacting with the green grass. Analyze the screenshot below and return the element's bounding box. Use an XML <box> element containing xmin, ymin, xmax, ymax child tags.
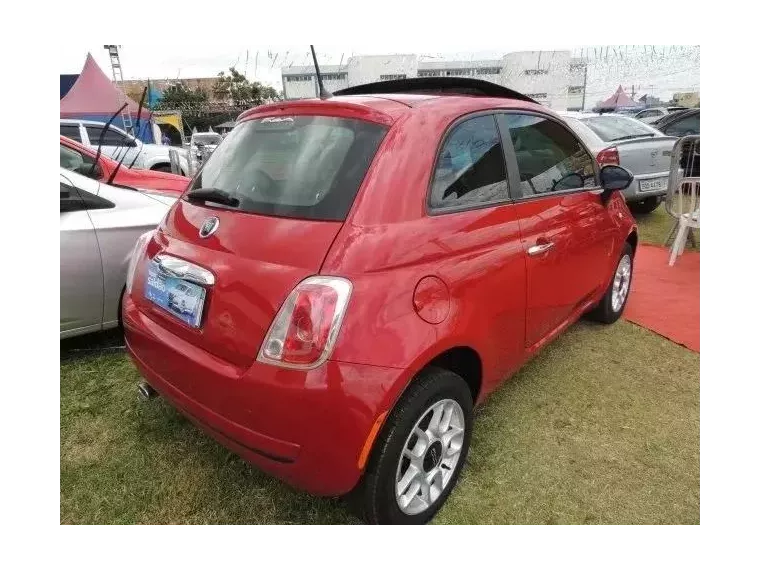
<box><xmin>61</xmin><ymin>320</ymin><xmax>699</xmax><ymax>524</ymax></box>
<box><xmin>633</xmin><ymin>202</ymin><xmax>699</xmax><ymax>250</ymax></box>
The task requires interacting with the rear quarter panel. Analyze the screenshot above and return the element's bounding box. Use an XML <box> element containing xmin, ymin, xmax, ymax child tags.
<box><xmin>322</xmin><ymin>104</ymin><xmax>531</xmax><ymax>403</ymax></box>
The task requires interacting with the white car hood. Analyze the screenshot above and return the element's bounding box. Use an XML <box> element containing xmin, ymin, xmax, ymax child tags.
<box><xmin>137</xmin><ymin>190</ymin><xmax>179</xmax><ymax>207</ymax></box>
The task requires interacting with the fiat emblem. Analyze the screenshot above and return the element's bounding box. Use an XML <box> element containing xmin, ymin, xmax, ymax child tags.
<box><xmin>199</xmin><ymin>216</ymin><xmax>220</xmax><ymax>238</ymax></box>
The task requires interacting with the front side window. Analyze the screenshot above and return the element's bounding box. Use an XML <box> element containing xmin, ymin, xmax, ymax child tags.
<box><xmin>430</xmin><ymin>115</ymin><xmax>509</xmax><ymax>210</ymax></box>
<box><xmin>502</xmin><ymin>114</ymin><xmax>596</xmax><ymax>197</ymax></box>
<box><xmin>189</xmin><ymin>115</ymin><xmax>388</xmax><ymax>221</ymax></box>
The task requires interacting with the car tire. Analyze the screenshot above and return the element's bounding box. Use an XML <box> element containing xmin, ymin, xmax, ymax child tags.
<box><xmin>588</xmin><ymin>242</ymin><xmax>634</xmax><ymax>324</ymax></box>
<box><xmin>350</xmin><ymin>367</ymin><xmax>473</xmax><ymax>525</ymax></box>
<box><xmin>628</xmin><ymin>196</ymin><xmax>660</xmax><ymax>214</ymax></box>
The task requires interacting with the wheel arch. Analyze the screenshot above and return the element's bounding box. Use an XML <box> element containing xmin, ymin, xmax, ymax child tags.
<box><xmin>356</xmin><ymin>343</ymin><xmax>483</xmax><ymax>474</ymax></box>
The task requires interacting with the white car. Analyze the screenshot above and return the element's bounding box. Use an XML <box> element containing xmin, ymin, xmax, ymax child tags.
<box><xmin>60</xmin><ymin>167</ymin><xmax>176</xmax><ymax>339</ymax></box>
<box><xmin>60</xmin><ymin>119</ymin><xmax>190</xmax><ymax>176</ymax></box>
<box><xmin>167</xmin><ymin>282</ymin><xmax>202</xmax><ymax>316</ymax></box>
<box><xmin>559</xmin><ymin>112</ymin><xmax>678</xmax><ymax>214</ymax></box>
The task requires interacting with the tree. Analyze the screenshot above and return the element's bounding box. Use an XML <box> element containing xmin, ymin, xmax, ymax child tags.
<box><xmin>212</xmin><ymin>67</ymin><xmax>281</xmax><ymax>106</ymax></box>
<box><xmin>155</xmin><ymin>82</ymin><xmax>208</xmax><ymax>111</ymax></box>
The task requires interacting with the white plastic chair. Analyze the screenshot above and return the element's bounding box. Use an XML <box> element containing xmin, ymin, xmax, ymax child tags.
<box><xmin>669</xmin><ymin>178</ymin><xmax>700</xmax><ymax>266</ymax></box>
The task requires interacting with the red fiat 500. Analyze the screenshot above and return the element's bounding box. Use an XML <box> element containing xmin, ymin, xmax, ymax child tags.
<box><xmin>123</xmin><ymin>79</ymin><xmax>637</xmax><ymax>524</ymax></box>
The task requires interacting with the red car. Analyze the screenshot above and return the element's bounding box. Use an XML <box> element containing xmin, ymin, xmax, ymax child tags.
<box><xmin>60</xmin><ymin>135</ymin><xmax>189</xmax><ymax>197</ymax></box>
<box><xmin>123</xmin><ymin>78</ymin><xmax>637</xmax><ymax>524</ymax></box>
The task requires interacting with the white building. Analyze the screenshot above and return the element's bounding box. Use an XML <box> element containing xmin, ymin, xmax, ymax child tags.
<box><xmin>281</xmin><ymin>51</ymin><xmax>588</xmax><ymax>111</ymax></box>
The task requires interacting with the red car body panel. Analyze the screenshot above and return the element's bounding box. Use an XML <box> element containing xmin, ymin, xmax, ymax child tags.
<box><xmin>123</xmin><ymin>94</ymin><xmax>637</xmax><ymax>496</ymax></box>
<box><xmin>60</xmin><ymin>135</ymin><xmax>190</xmax><ymax>196</ymax></box>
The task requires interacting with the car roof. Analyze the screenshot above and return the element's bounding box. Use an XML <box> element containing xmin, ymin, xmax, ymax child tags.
<box><xmin>559</xmin><ymin>111</ymin><xmax>630</xmax><ymax>120</ymax></box>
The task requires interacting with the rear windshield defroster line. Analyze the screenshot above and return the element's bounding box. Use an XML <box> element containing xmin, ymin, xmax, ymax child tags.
<box><xmin>186</xmin><ymin>115</ymin><xmax>389</xmax><ymax>222</ymax></box>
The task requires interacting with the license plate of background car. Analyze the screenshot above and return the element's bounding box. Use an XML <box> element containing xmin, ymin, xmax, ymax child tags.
<box><xmin>144</xmin><ymin>260</ymin><xmax>206</xmax><ymax>328</ymax></box>
<box><xmin>639</xmin><ymin>177</ymin><xmax>668</xmax><ymax>192</ymax></box>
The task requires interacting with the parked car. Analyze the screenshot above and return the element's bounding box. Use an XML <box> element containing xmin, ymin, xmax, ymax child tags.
<box><xmin>60</xmin><ymin>135</ymin><xmax>189</xmax><ymax>197</ymax></box>
<box><xmin>122</xmin><ymin>78</ymin><xmax>638</xmax><ymax>524</ymax></box>
<box><xmin>187</xmin><ymin>132</ymin><xmax>223</xmax><ymax>175</ymax></box>
<box><xmin>652</xmin><ymin>108</ymin><xmax>700</xmax><ymax>137</ymax></box>
<box><xmin>559</xmin><ymin>112</ymin><xmax>677</xmax><ymax>214</ymax></box>
<box><xmin>60</xmin><ymin>167</ymin><xmax>175</xmax><ymax>339</ymax></box>
<box><xmin>633</xmin><ymin>106</ymin><xmax>689</xmax><ymax>124</ymax></box>
<box><xmin>60</xmin><ymin>119</ymin><xmax>190</xmax><ymax>176</ymax></box>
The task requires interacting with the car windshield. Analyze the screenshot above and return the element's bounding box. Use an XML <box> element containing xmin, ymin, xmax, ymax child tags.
<box><xmin>580</xmin><ymin>116</ymin><xmax>659</xmax><ymax>142</ymax></box>
<box><xmin>188</xmin><ymin>115</ymin><xmax>388</xmax><ymax>221</ymax></box>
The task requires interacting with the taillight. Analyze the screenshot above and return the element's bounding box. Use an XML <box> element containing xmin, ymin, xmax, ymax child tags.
<box><xmin>597</xmin><ymin>147</ymin><xmax>620</xmax><ymax>167</ymax></box>
<box><xmin>257</xmin><ymin>276</ymin><xmax>352</xmax><ymax>369</ymax></box>
<box><xmin>125</xmin><ymin>230</ymin><xmax>155</xmax><ymax>295</ymax></box>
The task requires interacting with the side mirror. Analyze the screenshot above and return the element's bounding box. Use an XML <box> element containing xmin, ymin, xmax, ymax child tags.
<box><xmin>599</xmin><ymin>165</ymin><xmax>634</xmax><ymax>204</ymax></box>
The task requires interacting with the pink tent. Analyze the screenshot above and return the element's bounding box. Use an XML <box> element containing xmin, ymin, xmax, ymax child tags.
<box><xmin>60</xmin><ymin>53</ymin><xmax>142</xmax><ymax>116</ymax></box>
<box><xmin>60</xmin><ymin>53</ymin><xmax>152</xmax><ymax>141</ymax></box>
<box><xmin>597</xmin><ymin>85</ymin><xmax>640</xmax><ymax>109</ymax></box>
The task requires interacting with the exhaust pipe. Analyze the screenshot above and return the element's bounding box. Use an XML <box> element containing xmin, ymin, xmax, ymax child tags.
<box><xmin>138</xmin><ymin>381</ymin><xmax>157</xmax><ymax>401</ymax></box>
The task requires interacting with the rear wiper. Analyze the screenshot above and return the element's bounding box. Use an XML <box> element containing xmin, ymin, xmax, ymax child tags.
<box><xmin>610</xmin><ymin>133</ymin><xmax>656</xmax><ymax>141</ymax></box>
<box><xmin>186</xmin><ymin>187</ymin><xmax>240</xmax><ymax>207</ymax></box>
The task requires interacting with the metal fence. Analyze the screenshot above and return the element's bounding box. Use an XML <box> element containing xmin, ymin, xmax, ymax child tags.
<box><xmin>664</xmin><ymin>135</ymin><xmax>700</xmax><ymax>248</ymax></box>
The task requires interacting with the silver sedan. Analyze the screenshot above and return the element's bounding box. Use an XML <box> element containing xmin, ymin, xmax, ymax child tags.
<box><xmin>559</xmin><ymin>112</ymin><xmax>678</xmax><ymax>214</ymax></box>
<box><xmin>60</xmin><ymin>167</ymin><xmax>175</xmax><ymax>339</ymax></box>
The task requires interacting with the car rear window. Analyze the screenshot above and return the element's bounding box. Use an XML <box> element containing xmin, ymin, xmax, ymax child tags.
<box><xmin>188</xmin><ymin>115</ymin><xmax>388</xmax><ymax>221</ymax></box>
<box><xmin>580</xmin><ymin>116</ymin><xmax>659</xmax><ymax>142</ymax></box>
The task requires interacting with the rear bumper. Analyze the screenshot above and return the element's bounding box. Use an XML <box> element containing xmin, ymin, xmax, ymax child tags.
<box><xmin>622</xmin><ymin>172</ymin><xmax>670</xmax><ymax>201</ymax></box>
<box><xmin>123</xmin><ymin>295</ymin><xmax>406</xmax><ymax>496</ymax></box>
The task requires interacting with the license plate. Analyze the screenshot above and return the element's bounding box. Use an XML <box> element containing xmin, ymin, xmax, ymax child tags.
<box><xmin>144</xmin><ymin>260</ymin><xmax>206</xmax><ymax>328</ymax></box>
<box><xmin>639</xmin><ymin>177</ymin><xmax>668</xmax><ymax>192</ymax></box>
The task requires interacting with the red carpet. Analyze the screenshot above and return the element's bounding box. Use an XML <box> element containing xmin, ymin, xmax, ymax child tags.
<box><xmin>623</xmin><ymin>244</ymin><xmax>700</xmax><ymax>352</ymax></box>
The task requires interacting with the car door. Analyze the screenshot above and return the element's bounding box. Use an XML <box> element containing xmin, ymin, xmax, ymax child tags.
<box><xmin>427</xmin><ymin>113</ymin><xmax>527</xmax><ymax>384</ymax></box>
<box><xmin>496</xmin><ymin>111</ymin><xmax>617</xmax><ymax>349</ymax></box>
<box><xmin>60</xmin><ymin>173</ymin><xmax>104</xmax><ymax>337</ymax></box>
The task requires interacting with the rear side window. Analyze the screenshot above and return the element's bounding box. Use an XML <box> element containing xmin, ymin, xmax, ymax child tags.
<box><xmin>189</xmin><ymin>116</ymin><xmax>388</xmax><ymax>221</ymax></box>
<box><xmin>580</xmin><ymin>115</ymin><xmax>658</xmax><ymax>142</ymax></box>
<box><xmin>663</xmin><ymin>114</ymin><xmax>700</xmax><ymax>136</ymax></box>
<box><xmin>60</xmin><ymin>144</ymin><xmax>98</xmax><ymax>177</ymax></box>
<box><xmin>430</xmin><ymin>115</ymin><xmax>508</xmax><ymax>210</ymax></box>
<box><xmin>502</xmin><ymin>114</ymin><xmax>595</xmax><ymax>197</ymax></box>
<box><xmin>86</xmin><ymin>125</ymin><xmax>131</xmax><ymax>146</ymax></box>
<box><xmin>60</xmin><ymin>124</ymin><xmax>82</xmax><ymax>142</ymax></box>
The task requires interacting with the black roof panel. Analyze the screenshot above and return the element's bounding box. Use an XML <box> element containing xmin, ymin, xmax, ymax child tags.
<box><xmin>334</xmin><ymin>77</ymin><xmax>538</xmax><ymax>104</ymax></box>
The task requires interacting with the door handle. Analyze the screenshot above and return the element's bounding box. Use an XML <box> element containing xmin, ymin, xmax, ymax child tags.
<box><xmin>527</xmin><ymin>242</ymin><xmax>554</xmax><ymax>256</ymax></box>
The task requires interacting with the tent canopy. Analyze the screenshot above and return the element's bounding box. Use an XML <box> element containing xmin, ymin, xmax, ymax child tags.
<box><xmin>61</xmin><ymin>54</ymin><xmax>143</xmax><ymax>116</ymax></box>
<box><xmin>597</xmin><ymin>85</ymin><xmax>642</xmax><ymax>110</ymax></box>
<box><xmin>60</xmin><ymin>53</ymin><xmax>153</xmax><ymax>142</ymax></box>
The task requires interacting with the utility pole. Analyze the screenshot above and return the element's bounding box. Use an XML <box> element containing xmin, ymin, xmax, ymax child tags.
<box><xmin>581</xmin><ymin>62</ymin><xmax>588</xmax><ymax>110</ymax></box>
<box><xmin>631</xmin><ymin>84</ymin><xmax>636</xmax><ymax>99</ymax></box>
